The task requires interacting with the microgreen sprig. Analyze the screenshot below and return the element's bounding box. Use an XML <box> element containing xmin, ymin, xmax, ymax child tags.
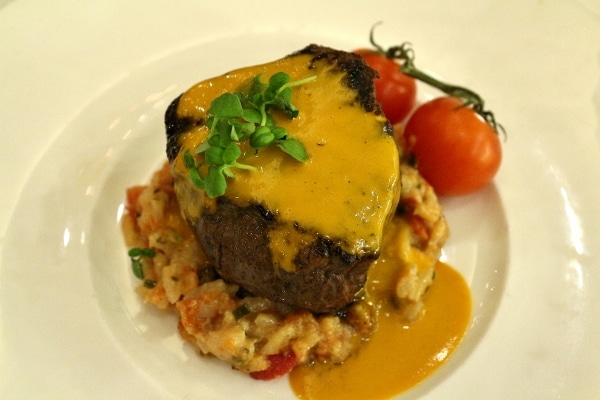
<box><xmin>186</xmin><ymin>72</ymin><xmax>316</xmax><ymax>198</ymax></box>
<box><xmin>368</xmin><ymin>23</ymin><xmax>504</xmax><ymax>136</ymax></box>
<box><xmin>128</xmin><ymin>247</ymin><xmax>156</xmax><ymax>281</ymax></box>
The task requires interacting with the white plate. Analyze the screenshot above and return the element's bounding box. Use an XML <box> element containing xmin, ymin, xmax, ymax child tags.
<box><xmin>1</xmin><ymin>2</ymin><xmax>599</xmax><ymax>399</ymax></box>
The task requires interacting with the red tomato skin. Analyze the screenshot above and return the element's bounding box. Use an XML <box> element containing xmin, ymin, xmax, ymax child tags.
<box><xmin>402</xmin><ymin>96</ymin><xmax>502</xmax><ymax>196</ymax></box>
<box><xmin>355</xmin><ymin>50</ymin><xmax>417</xmax><ymax>124</ymax></box>
<box><xmin>249</xmin><ymin>351</ymin><xmax>298</xmax><ymax>380</ymax></box>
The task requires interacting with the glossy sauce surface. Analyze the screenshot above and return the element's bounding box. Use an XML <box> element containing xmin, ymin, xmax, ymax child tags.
<box><xmin>172</xmin><ymin>52</ymin><xmax>399</xmax><ymax>271</ymax></box>
<box><xmin>289</xmin><ymin>219</ymin><xmax>472</xmax><ymax>400</ymax></box>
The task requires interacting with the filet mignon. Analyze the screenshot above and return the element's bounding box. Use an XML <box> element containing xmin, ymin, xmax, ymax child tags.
<box><xmin>165</xmin><ymin>45</ymin><xmax>400</xmax><ymax>313</ymax></box>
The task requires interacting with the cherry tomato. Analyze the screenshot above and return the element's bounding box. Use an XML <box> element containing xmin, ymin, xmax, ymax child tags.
<box><xmin>355</xmin><ymin>49</ymin><xmax>417</xmax><ymax>124</ymax></box>
<box><xmin>401</xmin><ymin>96</ymin><xmax>502</xmax><ymax>196</ymax></box>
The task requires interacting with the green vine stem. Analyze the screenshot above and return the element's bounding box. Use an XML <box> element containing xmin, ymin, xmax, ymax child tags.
<box><xmin>368</xmin><ymin>24</ymin><xmax>505</xmax><ymax>136</ymax></box>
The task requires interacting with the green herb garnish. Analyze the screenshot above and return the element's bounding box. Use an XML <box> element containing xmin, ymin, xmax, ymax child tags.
<box><xmin>186</xmin><ymin>72</ymin><xmax>316</xmax><ymax>198</ymax></box>
<box><xmin>128</xmin><ymin>247</ymin><xmax>156</xmax><ymax>280</ymax></box>
<box><xmin>143</xmin><ymin>280</ymin><xmax>157</xmax><ymax>289</ymax></box>
<box><xmin>232</xmin><ymin>304</ymin><xmax>251</xmax><ymax>320</ymax></box>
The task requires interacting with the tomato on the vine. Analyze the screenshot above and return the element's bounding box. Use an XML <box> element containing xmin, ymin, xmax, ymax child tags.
<box><xmin>401</xmin><ymin>96</ymin><xmax>502</xmax><ymax>196</ymax></box>
<box><xmin>354</xmin><ymin>49</ymin><xmax>417</xmax><ymax>124</ymax></box>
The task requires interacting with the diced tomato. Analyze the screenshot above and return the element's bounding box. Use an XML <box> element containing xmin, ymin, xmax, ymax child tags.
<box><xmin>125</xmin><ymin>185</ymin><xmax>145</xmax><ymax>216</ymax></box>
<box><xmin>400</xmin><ymin>197</ymin><xmax>419</xmax><ymax>214</ymax></box>
<box><xmin>250</xmin><ymin>352</ymin><xmax>298</xmax><ymax>380</ymax></box>
<box><xmin>407</xmin><ymin>214</ymin><xmax>430</xmax><ymax>242</ymax></box>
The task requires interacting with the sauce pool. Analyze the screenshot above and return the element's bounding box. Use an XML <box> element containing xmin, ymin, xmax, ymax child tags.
<box><xmin>289</xmin><ymin>237</ymin><xmax>472</xmax><ymax>399</ymax></box>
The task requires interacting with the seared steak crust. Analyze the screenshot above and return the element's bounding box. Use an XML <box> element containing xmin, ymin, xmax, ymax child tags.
<box><xmin>196</xmin><ymin>197</ymin><xmax>376</xmax><ymax>313</ymax></box>
<box><xmin>295</xmin><ymin>44</ymin><xmax>390</xmax><ymax>129</ymax></box>
<box><xmin>165</xmin><ymin>95</ymin><xmax>197</xmax><ymax>163</ymax></box>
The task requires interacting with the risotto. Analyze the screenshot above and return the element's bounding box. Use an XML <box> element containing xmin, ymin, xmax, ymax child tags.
<box><xmin>121</xmin><ymin>154</ymin><xmax>448</xmax><ymax>378</ymax></box>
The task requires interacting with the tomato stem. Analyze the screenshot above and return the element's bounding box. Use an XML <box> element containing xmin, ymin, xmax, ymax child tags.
<box><xmin>368</xmin><ymin>23</ymin><xmax>505</xmax><ymax>136</ymax></box>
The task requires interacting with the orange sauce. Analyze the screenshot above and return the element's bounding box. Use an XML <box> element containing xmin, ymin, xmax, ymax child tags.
<box><xmin>173</xmin><ymin>52</ymin><xmax>400</xmax><ymax>272</ymax></box>
<box><xmin>289</xmin><ymin>233</ymin><xmax>471</xmax><ymax>399</ymax></box>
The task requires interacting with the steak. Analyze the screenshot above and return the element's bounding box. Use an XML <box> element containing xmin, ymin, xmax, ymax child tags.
<box><xmin>165</xmin><ymin>45</ymin><xmax>400</xmax><ymax>313</ymax></box>
<box><xmin>193</xmin><ymin>197</ymin><xmax>377</xmax><ymax>313</ymax></box>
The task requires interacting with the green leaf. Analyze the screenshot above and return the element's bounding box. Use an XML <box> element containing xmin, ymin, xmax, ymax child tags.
<box><xmin>207</xmin><ymin>132</ymin><xmax>223</xmax><ymax>147</ymax></box>
<box><xmin>131</xmin><ymin>259</ymin><xmax>144</xmax><ymax>280</ymax></box>
<box><xmin>205</xmin><ymin>146</ymin><xmax>225</xmax><ymax>165</ymax></box>
<box><xmin>265</xmin><ymin>114</ymin><xmax>275</xmax><ymax>126</ymax></box>
<box><xmin>276</xmin><ymin>138</ymin><xmax>308</xmax><ymax>162</ymax></box>
<box><xmin>144</xmin><ymin>280</ymin><xmax>157</xmax><ymax>289</ymax></box>
<box><xmin>128</xmin><ymin>247</ymin><xmax>155</xmax><ymax>258</ymax></box>
<box><xmin>206</xmin><ymin>116</ymin><xmax>216</xmax><ymax>130</ymax></box>
<box><xmin>223</xmin><ymin>142</ymin><xmax>241</xmax><ymax>164</ymax></box>
<box><xmin>239</xmin><ymin>121</ymin><xmax>256</xmax><ymax>137</ymax></box>
<box><xmin>285</xmin><ymin>104</ymin><xmax>299</xmax><ymax>119</ymax></box>
<box><xmin>268</xmin><ymin>95</ymin><xmax>286</xmax><ymax>111</ymax></box>
<box><xmin>205</xmin><ymin>166</ymin><xmax>227</xmax><ymax>198</ymax></box>
<box><xmin>247</xmin><ymin>92</ymin><xmax>263</xmax><ymax>108</ymax></box>
<box><xmin>195</xmin><ymin>141</ymin><xmax>210</xmax><ymax>154</ymax></box>
<box><xmin>183</xmin><ymin>150</ymin><xmax>196</xmax><ymax>168</ymax></box>
<box><xmin>229</xmin><ymin>122</ymin><xmax>240</xmax><ymax>141</ymax></box>
<box><xmin>140</xmin><ymin>248</ymin><xmax>156</xmax><ymax>257</ymax></box>
<box><xmin>250</xmin><ymin>126</ymin><xmax>274</xmax><ymax>148</ymax></box>
<box><xmin>263</xmin><ymin>87</ymin><xmax>277</xmax><ymax>103</ymax></box>
<box><xmin>128</xmin><ymin>247</ymin><xmax>155</xmax><ymax>280</ymax></box>
<box><xmin>278</xmin><ymin>87</ymin><xmax>292</xmax><ymax>104</ymax></box>
<box><xmin>277</xmin><ymin>87</ymin><xmax>299</xmax><ymax>118</ymax></box>
<box><xmin>242</xmin><ymin>108</ymin><xmax>262</xmax><ymax>124</ymax></box>
<box><xmin>188</xmin><ymin>167</ymin><xmax>205</xmax><ymax>189</ymax></box>
<box><xmin>249</xmin><ymin>74</ymin><xmax>267</xmax><ymax>95</ymax></box>
<box><xmin>254</xmin><ymin>125</ymin><xmax>271</xmax><ymax>136</ymax></box>
<box><xmin>208</xmin><ymin>92</ymin><xmax>244</xmax><ymax>118</ymax></box>
<box><xmin>128</xmin><ymin>248</ymin><xmax>142</xmax><ymax>257</ymax></box>
<box><xmin>271</xmin><ymin>126</ymin><xmax>287</xmax><ymax>140</ymax></box>
<box><xmin>269</xmin><ymin>72</ymin><xmax>291</xmax><ymax>91</ymax></box>
<box><xmin>216</xmin><ymin>120</ymin><xmax>233</xmax><ymax>146</ymax></box>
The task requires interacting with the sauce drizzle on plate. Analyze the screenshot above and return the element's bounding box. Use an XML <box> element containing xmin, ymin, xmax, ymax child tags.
<box><xmin>290</xmin><ymin>218</ymin><xmax>471</xmax><ymax>400</ymax></box>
